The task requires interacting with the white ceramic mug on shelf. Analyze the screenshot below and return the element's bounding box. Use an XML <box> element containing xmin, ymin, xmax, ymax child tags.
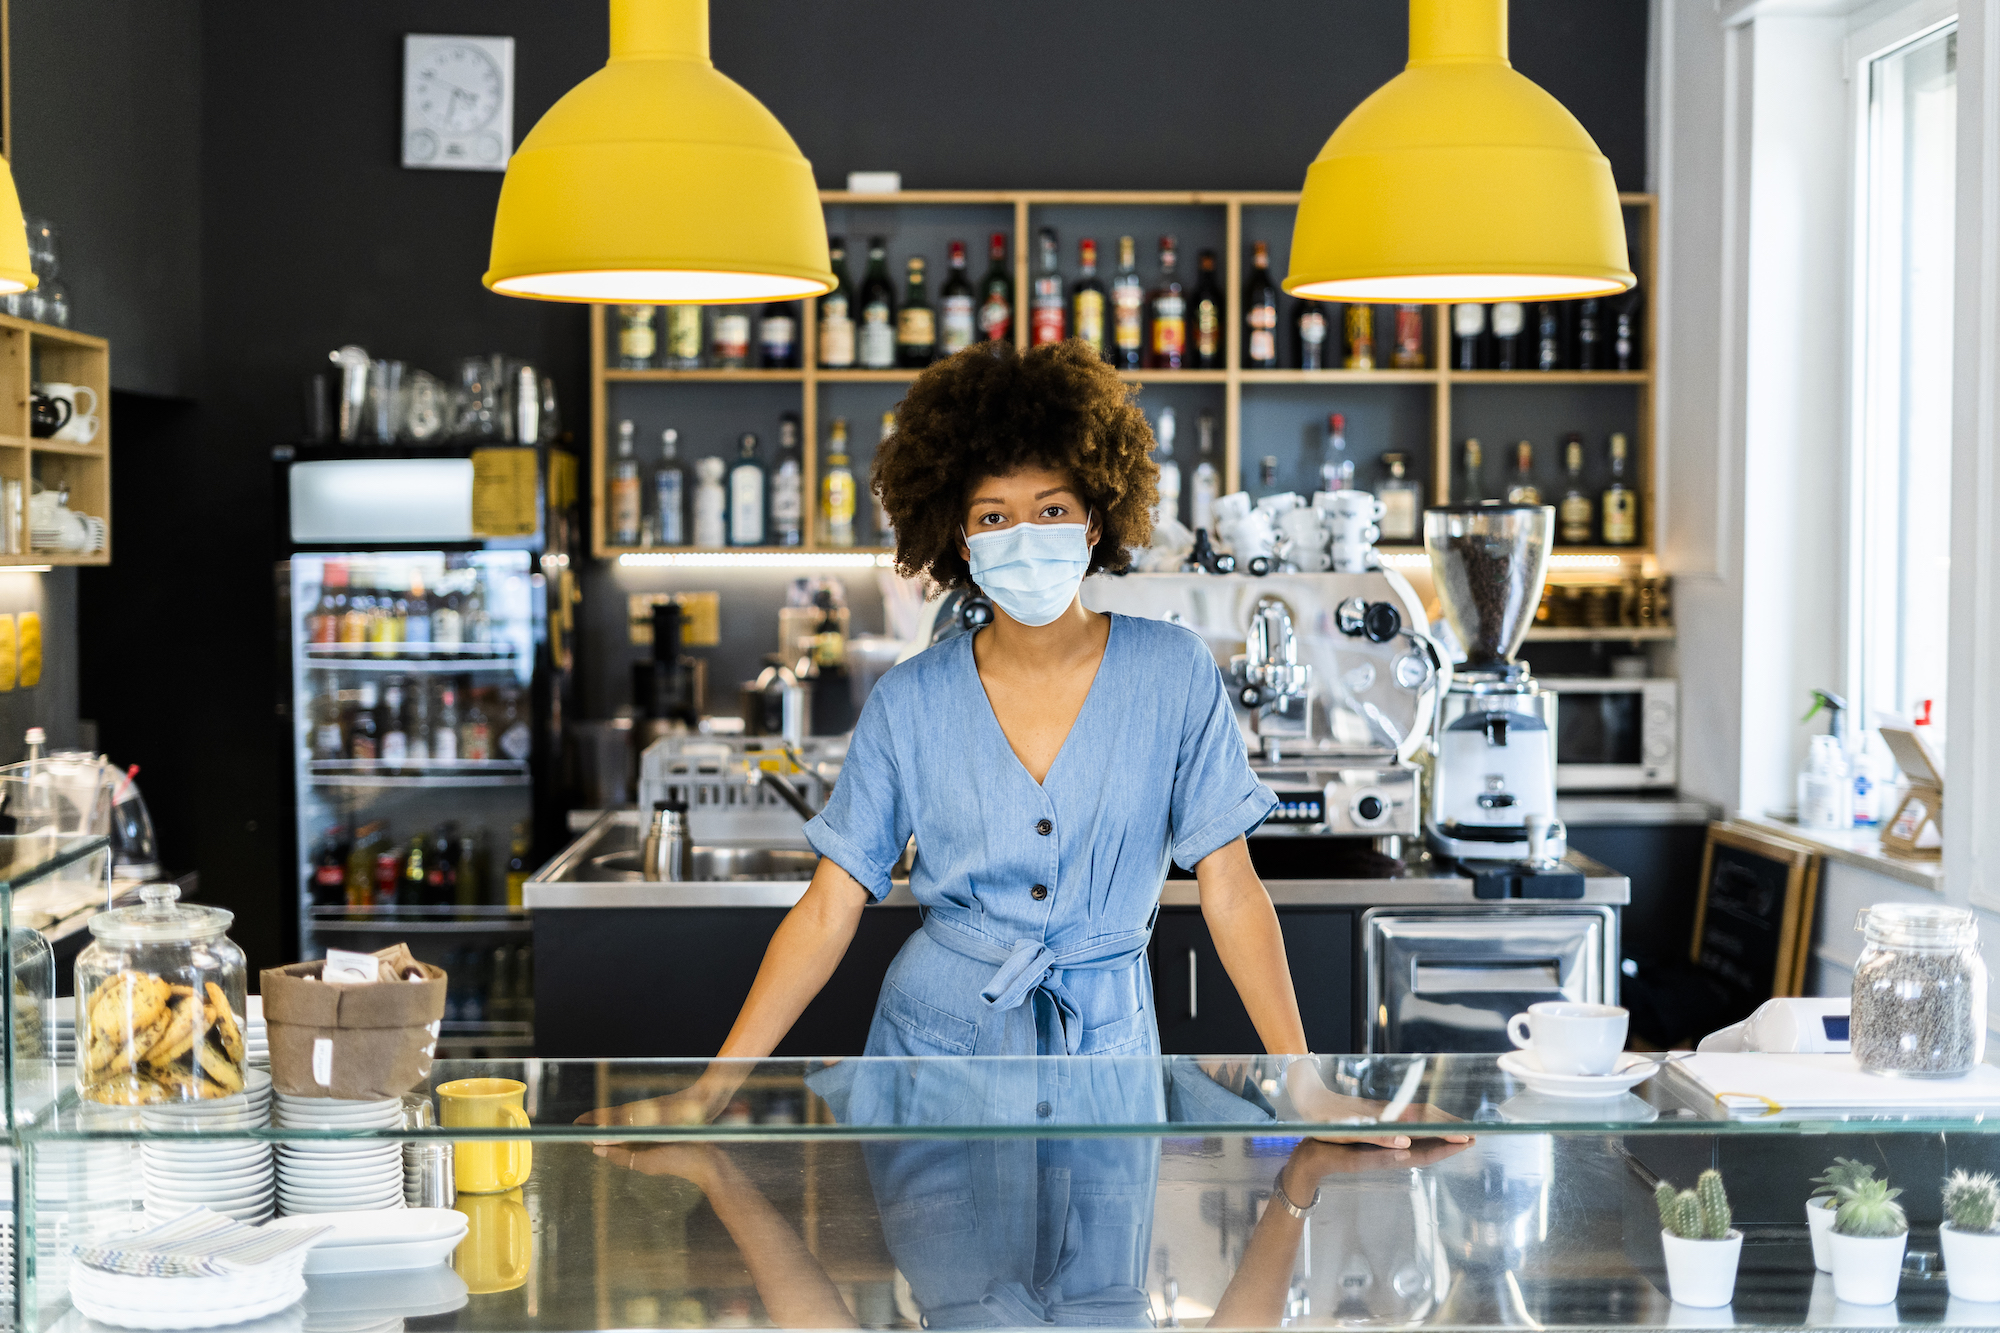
<box><xmin>1506</xmin><ymin>1001</ymin><xmax>1629</xmax><ymax>1076</ymax></box>
<box><xmin>38</xmin><ymin>383</ymin><xmax>98</xmax><ymax>443</ymax></box>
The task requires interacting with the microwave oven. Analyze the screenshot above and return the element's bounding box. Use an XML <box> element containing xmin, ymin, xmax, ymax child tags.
<box><xmin>1538</xmin><ymin>677</ymin><xmax>1677</xmax><ymax>791</ymax></box>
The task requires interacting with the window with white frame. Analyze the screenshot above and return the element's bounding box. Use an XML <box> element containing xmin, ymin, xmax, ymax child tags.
<box><xmin>1854</xmin><ymin>22</ymin><xmax>1957</xmax><ymax>735</ymax></box>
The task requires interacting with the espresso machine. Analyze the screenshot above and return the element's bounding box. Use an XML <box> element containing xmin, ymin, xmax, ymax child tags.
<box><xmin>1423</xmin><ymin>504</ymin><xmax>1577</xmax><ymax>892</ymax></box>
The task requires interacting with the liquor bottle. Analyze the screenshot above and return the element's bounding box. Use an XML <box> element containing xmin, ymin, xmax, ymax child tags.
<box><xmin>434</xmin><ymin>823</ymin><xmax>465</xmax><ymax>905</ymax></box>
<box><xmin>857</xmin><ymin>237</ymin><xmax>896</xmax><ymax>370</ymax></box>
<box><xmin>505</xmin><ymin>822</ymin><xmax>531</xmax><ymax>909</ymax></box>
<box><xmin>463</xmin><ymin>689</ymin><xmax>493</xmax><ymax>761</ymax></box>
<box><xmin>1535</xmin><ymin>303</ymin><xmax>1562</xmax><ymax>371</ymax></box>
<box><xmin>665</xmin><ymin>304</ymin><xmax>703</xmax><ymax>370</ymax></box>
<box><xmin>729</xmin><ymin>433</ymin><xmax>766</xmax><ymax>546</ymax></box>
<box><xmin>1154</xmin><ymin>407</ymin><xmax>1181</xmax><ymax>525</ymax></box>
<box><xmin>401</xmin><ymin>830</ymin><xmax>428</xmax><ymax>904</ymax></box>
<box><xmin>1321</xmin><ymin>413</ymin><xmax>1354</xmax><ymax>493</ymax></box>
<box><xmin>462</xmin><ymin>577</ymin><xmax>490</xmax><ymax>646</ymax></box>
<box><xmin>311</xmin><ymin>827</ymin><xmax>348</xmax><ymax>907</ymax></box>
<box><xmin>345</xmin><ymin>822</ymin><xmax>381</xmax><ymax>907</ymax></box>
<box><xmin>1344</xmin><ymin>305</ymin><xmax>1375</xmax><ymax>370</ymax></box>
<box><xmin>1574</xmin><ymin>299</ymin><xmax>1601</xmax><ymax>371</ymax></box>
<box><xmin>1147</xmin><ymin>236</ymin><xmax>1186</xmax><ymax>370</ymax></box>
<box><xmin>1392</xmin><ymin>305</ymin><xmax>1425</xmax><ymax>368</ymax></box>
<box><xmin>1258</xmin><ymin>455</ymin><xmax>1280</xmax><ymax>495</ymax></box>
<box><xmin>817</xmin><ymin>236</ymin><xmax>855</xmax><ymax>369</ymax></box>
<box><xmin>432</xmin><ymin>587</ymin><xmax>462</xmax><ymax>651</ymax></box>
<box><xmin>692</xmin><ymin>455</ymin><xmax>728</xmax><ymax>547</ymax></box>
<box><xmin>710</xmin><ymin>303</ymin><xmax>751</xmax><ymax>370</ymax></box>
<box><xmin>1111</xmin><ymin>235</ymin><xmax>1144</xmax><ymax>370</ymax></box>
<box><xmin>821</xmin><ymin>418</ymin><xmax>856</xmax><ymax>547</ymax></box>
<box><xmin>1602</xmin><ymin>432</ymin><xmax>1638</xmax><ymax>545</ymax></box>
<box><xmin>617</xmin><ymin>305</ymin><xmax>658</xmax><ymax>369</ymax></box>
<box><xmin>367</xmin><ymin>580</ymin><xmax>399</xmax><ymax>658</ymax></box>
<box><xmin>1506</xmin><ymin>440</ymin><xmax>1540</xmax><ymax>504</ymax></box>
<box><xmin>612</xmin><ymin>419</ymin><xmax>642</xmax><ymax>546</ymax></box>
<box><xmin>1191</xmin><ymin>250</ymin><xmax>1223</xmax><ymax>369</ymax></box>
<box><xmin>771</xmin><ymin>413</ymin><xmax>804</xmax><ymax>546</ymax></box>
<box><xmin>876</xmin><ymin>410</ymin><xmax>897</xmax><ymax>542</ymax></box>
<box><xmin>1378</xmin><ymin>453</ymin><xmax>1422</xmax><ymax>541</ymax></box>
<box><xmin>1614</xmin><ymin>298</ymin><xmax>1638</xmax><ymax>370</ymax></box>
<box><xmin>1191</xmin><ymin>410</ymin><xmax>1220</xmax><ymax>534</ymax></box>
<box><xmin>1243</xmin><ymin>242</ymin><xmax>1279</xmax><ymax>369</ymax></box>
<box><xmin>433</xmin><ymin>686</ymin><xmax>460</xmax><ymax>761</ymax></box>
<box><xmin>406</xmin><ymin>675</ymin><xmax>431</xmax><ymax>760</ymax></box>
<box><xmin>350</xmin><ymin>681</ymin><xmax>380</xmax><ymax>760</ymax></box>
<box><xmin>1071</xmin><ymin>238</ymin><xmax>1108</xmax><ymax>359</ymax></box>
<box><xmin>1295</xmin><ymin>302</ymin><xmax>1328</xmax><ymax>370</ymax></box>
<box><xmin>978</xmin><ymin>232</ymin><xmax>1013</xmax><ymax>344</ymax></box>
<box><xmin>1462</xmin><ymin>438</ymin><xmax>1486</xmax><ymax>502</ymax></box>
<box><xmin>1490</xmin><ymin>302</ymin><xmax>1525</xmax><ymax>370</ymax></box>
<box><xmin>1452</xmin><ymin>303</ymin><xmax>1486</xmax><ymax>370</ymax></box>
<box><xmin>460</xmin><ymin>828</ymin><xmax>484</xmax><ymax>906</ymax></box>
<box><xmin>1030</xmin><ymin>227</ymin><xmax>1066</xmax><ymax>346</ymax></box>
<box><xmin>939</xmin><ymin>240</ymin><xmax>976</xmax><ymax>356</ymax></box>
<box><xmin>497</xmin><ymin>688</ymin><xmax>532</xmax><ymax>760</ymax></box>
<box><xmin>1558</xmin><ymin>434</ymin><xmax>1593</xmax><ymax>543</ymax></box>
<box><xmin>372</xmin><ymin>838</ymin><xmax>401</xmax><ymax>908</ymax></box>
<box><xmin>308</xmin><ymin>565</ymin><xmax>345</xmax><ymax>644</ymax></box>
<box><xmin>655</xmin><ymin>428</ymin><xmax>684</xmax><ymax>545</ymax></box>
<box><xmin>311</xmin><ymin>688</ymin><xmax>344</xmax><ymax>760</ymax></box>
<box><xmin>379</xmin><ymin>679</ymin><xmax>409</xmax><ymax>763</ymax></box>
<box><xmin>404</xmin><ymin>574</ymin><xmax>432</xmax><ymax>653</ymax></box>
<box><xmin>758</xmin><ymin>302</ymin><xmax>798</xmax><ymax>368</ymax></box>
<box><xmin>896</xmin><ymin>257</ymin><xmax>936</xmax><ymax>367</ymax></box>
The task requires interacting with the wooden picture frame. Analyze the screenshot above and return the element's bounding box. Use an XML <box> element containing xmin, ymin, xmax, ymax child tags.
<box><xmin>1689</xmin><ymin>821</ymin><xmax>1822</xmax><ymax>1001</ymax></box>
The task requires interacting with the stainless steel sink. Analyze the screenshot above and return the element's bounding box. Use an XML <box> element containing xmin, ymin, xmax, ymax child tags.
<box><xmin>582</xmin><ymin>846</ymin><xmax>818</xmax><ymax>882</ymax></box>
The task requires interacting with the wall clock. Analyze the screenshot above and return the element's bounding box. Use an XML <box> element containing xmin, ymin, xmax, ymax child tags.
<box><xmin>402</xmin><ymin>35</ymin><xmax>516</xmax><ymax>171</ymax></box>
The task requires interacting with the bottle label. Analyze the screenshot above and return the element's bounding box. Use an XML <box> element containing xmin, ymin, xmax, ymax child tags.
<box><xmin>712</xmin><ymin>312</ymin><xmax>750</xmax><ymax>361</ymax></box>
<box><xmin>1074</xmin><ymin>291</ymin><xmax>1105</xmax><ymax>346</ymax></box>
<box><xmin>979</xmin><ymin>292</ymin><xmax>1011</xmax><ymax>342</ymax></box>
<box><xmin>1381</xmin><ymin>490</ymin><xmax>1419</xmax><ymax>541</ymax></box>
<box><xmin>772</xmin><ymin>467</ymin><xmax>803</xmax><ymax>524</ymax></box>
<box><xmin>897</xmin><ymin>307</ymin><xmax>935</xmax><ymax>348</ymax></box>
<box><xmin>818</xmin><ymin>299</ymin><xmax>855</xmax><ymax>367</ymax></box>
<box><xmin>1032</xmin><ymin>300</ymin><xmax>1065</xmax><ymax>346</ymax></box>
<box><xmin>1299</xmin><ymin>310</ymin><xmax>1326</xmax><ymax>348</ymax></box>
<box><xmin>859</xmin><ymin>306</ymin><xmax>895</xmax><ymax>368</ymax></box>
<box><xmin>823</xmin><ymin>474</ymin><xmax>856</xmax><ymax>527</ymax></box>
<box><xmin>668</xmin><ymin>307</ymin><xmax>703</xmax><ymax>363</ymax></box>
<box><xmin>612</xmin><ymin>477</ymin><xmax>642</xmax><ymax>543</ymax></box>
<box><xmin>1559</xmin><ymin>495</ymin><xmax>1594</xmax><ymax>543</ymax></box>
<box><xmin>618</xmin><ymin>319</ymin><xmax>656</xmax><ymax>363</ymax></box>
<box><xmin>433</xmin><ymin>726</ymin><xmax>458</xmax><ymax>762</ymax></box>
<box><xmin>382</xmin><ymin>731</ymin><xmax>408</xmax><ymax>763</ymax></box>
<box><xmin>940</xmin><ymin>296</ymin><xmax>976</xmax><ymax>354</ymax></box>
<box><xmin>1604</xmin><ymin>492</ymin><xmax>1637</xmax><ymax>544</ymax></box>
<box><xmin>464</xmin><ymin>724</ymin><xmax>491</xmax><ymax>762</ymax></box>
<box><xmin>1150</xmin><ymin>297</ymin><xmax>1185</xmax><ymax>359</ymax></box>
<box><xmin>1196</xmin><ymin>302</ymin><xmax>1221</xmax><ymax>359</ymax></box>
<box><xmin>315</xmin><ymin>724</ymin><xmax>343</xmax><ymax>758</ymax></box>
<box><xmin>500</xmin><ymin>721</ymin><xmax>532</xmax><ymax>762</ymax></box>
<box><xmin>1345</xmin><ymin>307</ymin><xmax>1375</xmax><ymax>369</ymax></box>
<box><xmin>1248</xmin><ymin>304</ymin><xmax>1277</xmax><ymax>364</ymax></box>
<box><xmin>1113</xmin><ymin>287</ymin><xmax>1144</xmax><ymax>351</ymax></box>
<box><xmin>1394</xmin><ymin>307</ymin><xmax>1425</xmax><ymax>366</ymax></box>
<box><xmin>656</xmin><ymin>473</ymin><xmax>684</xmax><ymax>545</ymax></box>
<box><xmin>731</xmin><ymin>467</ymin><xmax>765</xmax><ymax>544</ymax></box>
<box><xmin>759</xmin><ymin>315</ymin><xmax>796</xmax><ymax>362</ymax></box>
<box><xmin>694</xmin><ymin>485</ymin><xmax>727</xmax><ymax>547</ymax></box>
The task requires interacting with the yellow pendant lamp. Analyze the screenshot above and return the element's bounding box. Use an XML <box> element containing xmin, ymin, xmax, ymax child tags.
<box><xmin>1283</xmin><ymin>0</ymin><xmax>1633</xmax><ymax>304</ymax></box>
<box><xmin>483</xmin><ymin>0</ymin><xmax>832</xmax><ymax>304</ymax></box>
<box><xmin>0</xmin><ymin>159</ymin><xmax>38</xmax><ymax>296</ymax></box>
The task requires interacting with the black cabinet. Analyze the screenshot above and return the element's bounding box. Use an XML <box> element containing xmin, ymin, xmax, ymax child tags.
<box><xmin>1150</xmin><ymin>907</ymin><xmax>1358</xmax><ymax>1054</ymax></box>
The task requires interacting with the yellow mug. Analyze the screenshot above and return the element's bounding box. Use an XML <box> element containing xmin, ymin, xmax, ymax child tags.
<box><xmin>454</xmin><ymin>1187</ymin><xmax>532</xmax><ymax>1294</ymax></box>
<box><xmin>438</xmin><ymin>1077</ymin><xmax>533</xmax><ymax>1194</ymax></box>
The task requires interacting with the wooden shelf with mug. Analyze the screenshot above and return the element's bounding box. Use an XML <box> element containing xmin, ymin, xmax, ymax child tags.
<box><xmin>0</xmin><ymin>313</ymin><xmax>110</xmax><ymax>566</ymax></box>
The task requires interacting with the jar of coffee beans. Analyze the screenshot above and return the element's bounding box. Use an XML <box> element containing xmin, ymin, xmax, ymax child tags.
<box><xmin>1851</xmin><ymin>903</ymin><xmax>1988</xmax><ymax>1077</ymax></box>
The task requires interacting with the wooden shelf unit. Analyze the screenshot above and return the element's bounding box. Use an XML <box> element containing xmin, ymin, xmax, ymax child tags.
<box><xmin>587</xmin><ymin>190</ymin><xmax>1656</xmax><ymax>561</ymax></box>
<box><xmin>0</xmin><ymin>315</ymin><xmax>110</xmax><ymax>566</ymax></box>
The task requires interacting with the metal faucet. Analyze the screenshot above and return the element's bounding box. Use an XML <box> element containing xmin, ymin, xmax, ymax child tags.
<box><xmin>746</xmin><ymin>744</ymin><xmax>821</xmax><ymax>821</ymax></box>
<box><xmin>1231</xmin><ymin>596</ymin><xmax>1314</xmax><ymax>752</ymax></box>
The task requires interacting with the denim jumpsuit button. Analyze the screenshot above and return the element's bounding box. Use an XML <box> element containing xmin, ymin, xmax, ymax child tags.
<box><xmin>803</xmin><ymin>614</ymin><xmax>1278</xmax><ymax>1061</ymax></box>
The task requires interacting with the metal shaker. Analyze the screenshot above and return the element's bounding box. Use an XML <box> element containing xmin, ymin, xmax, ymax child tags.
<box><xmin>329</xmin><ymin>345</ymin><xmax>371</xmax><ymax>443</ymax></box>
<box><xmin>641</xmin><ymin>800</ymin><xmax>688</xmax><ymax>881</ymax></box>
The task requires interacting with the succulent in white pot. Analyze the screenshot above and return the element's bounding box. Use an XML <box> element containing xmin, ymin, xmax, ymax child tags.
<box><xmin>1939</xmin><ymin>1169</ymin><xmax>2000</xmax><ymax>1304</ymax></box>
<box><xmin>1808</xmin><ymin>1157</ymin><xmax>1876</xmax><ymax>1274</ymax></box>
<box><xmin>1828</xmin><ymin>1176</ymin><xmax>1909</xmax><ymax>1306</ymax></box>
<box><xmin>1656</xmin><ymin>1169</ymin><xmax>1742</xmax><ymax>1308</ymax></box>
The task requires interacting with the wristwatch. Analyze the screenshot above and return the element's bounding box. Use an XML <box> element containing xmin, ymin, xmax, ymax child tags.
<box><xmin>1274</xmin><ymin>1168</ymin><xmax>1320</xmax><ymax>1219</ymax></box>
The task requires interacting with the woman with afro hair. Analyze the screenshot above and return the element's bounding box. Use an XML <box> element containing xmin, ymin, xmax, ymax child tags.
<box><xmin>593</xmin><ymin>342</ymin><xmax>1426</xmax><ymax>1134</ymax></box>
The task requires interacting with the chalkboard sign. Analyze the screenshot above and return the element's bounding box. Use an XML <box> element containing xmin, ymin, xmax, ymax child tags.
<box><xmin>1689</xmin><ymin>822</ymin><xmax>1821</xmax><ymax>1009</ymax></box>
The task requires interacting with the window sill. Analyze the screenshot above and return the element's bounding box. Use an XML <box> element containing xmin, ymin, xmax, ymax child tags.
<box><xmin>1737</xmin><ymin>815</ymin><xmax>1945</xmax><ymax>891</ymax></box>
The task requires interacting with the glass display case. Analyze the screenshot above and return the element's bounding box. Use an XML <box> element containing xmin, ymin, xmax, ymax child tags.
<box><xmin>4</xmin><ymin>1038</ymin><xmax>2000</xmax><ymax>1331</ymax></box>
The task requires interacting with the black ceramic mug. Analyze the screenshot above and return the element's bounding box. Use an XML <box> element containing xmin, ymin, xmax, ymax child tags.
<box><xmin>29</xmin><ymin>391</ymin><xmax>70</xmax><ymax>439</ymax></box>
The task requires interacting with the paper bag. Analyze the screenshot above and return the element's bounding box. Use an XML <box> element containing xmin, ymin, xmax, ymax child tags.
<box><xmin>261</xmin><ymin>943</ymin><xmax>447</xmax><ymax>1100</ymax></box>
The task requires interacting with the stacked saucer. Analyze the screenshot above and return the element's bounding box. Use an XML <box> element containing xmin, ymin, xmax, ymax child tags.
<box><xmin>274</xmin><ymin>1094</ymin><xmax>404</xmax><ymax>1216</ymax></box>
<box><xmin>138</xmin><ymin>1070</ymin><xmax>275</xmax><ymax>1224</ymax></box>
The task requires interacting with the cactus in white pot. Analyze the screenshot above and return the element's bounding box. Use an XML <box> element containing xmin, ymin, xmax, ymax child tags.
<box><xmin>1940</xmin><ymin>1170</ymin><xmax>2000</xmax><ymax>1303</ymax></box>
<box><xmin>1656</xmin><ymin>1170</ymin><xmax>1742</xmax><ymax>1307</ymax></box>
<box><xmin>1829</xmin><ymin>1176</ymin><xmax>1909</xmax><ymax>1306</ymax></box>
<box><xmin>1806</xmin><ymin>1157</ymin><xmax>1876</xmax><ymax>1273</ymax></box>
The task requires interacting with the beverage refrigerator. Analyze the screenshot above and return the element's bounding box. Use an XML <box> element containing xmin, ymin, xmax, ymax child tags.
<box><xmin>275</xmin><ymin>444</ymin><xmax>579</xmax><ymax>1057</ymax></box>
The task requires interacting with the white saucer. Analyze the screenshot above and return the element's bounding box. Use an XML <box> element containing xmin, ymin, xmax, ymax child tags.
<box><xmin>1497</xmin><ymin>1049</ymin><xmax>1662</xmax><ymax>1099</ymax></box>
<box><xmin>1497</xmin><ymin>1089</ymin><xmax>1660</xmax><ymax>1123</ymax></box>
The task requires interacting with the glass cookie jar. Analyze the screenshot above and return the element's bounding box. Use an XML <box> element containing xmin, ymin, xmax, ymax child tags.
<box><xmin>1851</xmin><ymin>903</ymin><xmax>1988</xmax><ymax>1077</ymax></box>
<box><xmin>75</xmin><ymin>883</ymin><xmax>248</xmax><ymax>1105</ymax></box>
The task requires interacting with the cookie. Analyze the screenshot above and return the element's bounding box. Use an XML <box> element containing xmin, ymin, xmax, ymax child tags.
<box><xmin>86</xmin><ymin>1003</ymin><xmax>175</xmax><ymax>1077</ymax></box>
<box><xmin>196</xmin><ymin>1041</ymin><xmax>244</xmax><ymax>1093</ymax></box>
<box><xmin>88</xmin><ymin>972</ymin><xmax>170</xmax><ymax>1043</ymax></box>
<box><xmin>141</xmin><ymin>992</ymin><xmax>204</xmax><ymax>1072</ymax></box>
<box><xmin>204</xmin><ymin>983</ymin><xmax>245</xmax><ymax>1066</ymax></box>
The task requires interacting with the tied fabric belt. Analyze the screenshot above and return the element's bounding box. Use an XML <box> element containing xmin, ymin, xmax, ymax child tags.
<box><xmin>921</xmin><ymin>914</ymin><xmax>1151</xmax><ymax>1056</ymax></box>
<box><xmin>922</xmin><ymin>1280</ymin><xmax>1152</xmax><ymax>1329</ymax></box>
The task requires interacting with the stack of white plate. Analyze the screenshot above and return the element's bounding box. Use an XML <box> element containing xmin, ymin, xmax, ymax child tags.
<box><xmin>66</xmin><ymin>1205</ymin><xmax>325</xmax><ymax>1330</ymax></box>
<box><xmin>138</xmin><ymin>1070</ymin><xmax>275</xmax><ymax>1224</ymax></box>
<box><xmin>274</xmin><ymin>1094</ymin><xmax>404</xmax><ymax>1217</ymax></box>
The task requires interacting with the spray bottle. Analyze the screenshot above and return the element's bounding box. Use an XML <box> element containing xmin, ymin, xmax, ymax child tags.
<box><xmin>1797</xmin><ymin>689</ymin><xmax>1853</xmax><ymax>831</ymax></box>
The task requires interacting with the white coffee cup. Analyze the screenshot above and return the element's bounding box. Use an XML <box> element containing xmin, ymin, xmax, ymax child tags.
<box><xmin>1507</xmin><ymin>1001</ymin><xmax>1629</xmax><ymax>1076</ymax></box>
<box><xmin>40</xmin><ymin>383</ymin><xmax>98</xmax><ymax>443</ymax></box>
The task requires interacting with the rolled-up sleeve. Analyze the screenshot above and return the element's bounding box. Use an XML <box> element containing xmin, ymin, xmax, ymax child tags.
<box><xmin>1168</xmin><ymin>643</ymin><xmax>1278</xmax><ymax>871</ymax></box>
<box><xmin>804</xmin><ymin>687</ymin><xmax>911</xmax><ymax>901</ymax></box>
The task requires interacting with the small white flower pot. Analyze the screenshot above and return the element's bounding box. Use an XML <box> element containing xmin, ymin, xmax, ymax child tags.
<box><xmin>1661</xmin><ymin>1229</ymin><xmax>1743</xmax><ymax>1308</ymax></box>
<box><xmin>1807</xmin><ymin>1195</ymin><xmax>1838</xmax><ymax>1272</ymax></box>
<box><xmin>1827</xmin><ymin>1228</ymin><xmax>1908</xmax><ymax>1306</ymax></box>
<box><xmin>1940</xmin><ymin>1223</ymin><xmax>2000</xmax><ymax>1303</ymax></box>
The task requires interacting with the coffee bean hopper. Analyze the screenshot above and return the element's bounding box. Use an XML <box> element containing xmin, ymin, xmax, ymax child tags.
<box><xmin>1423</xmin><ymin>504</ymin><xmax>1580</xmax><ymax>894</ymax></box>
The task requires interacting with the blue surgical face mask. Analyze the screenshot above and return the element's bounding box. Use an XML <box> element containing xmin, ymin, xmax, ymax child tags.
<box><xmin>964</xmin><ymin>516</ymin><xmax>1092</xmax><ymax>627</ymax></box>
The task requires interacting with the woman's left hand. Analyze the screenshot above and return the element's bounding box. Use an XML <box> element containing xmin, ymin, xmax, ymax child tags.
<box><xmin>1285</xmin><ymin>1061</ymin><xmax>1471</xmax><ymax>1148</ymax></box>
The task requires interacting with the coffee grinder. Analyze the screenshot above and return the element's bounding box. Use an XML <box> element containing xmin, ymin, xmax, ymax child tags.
<box><xmin>1424</xmin><ymin>504</ymin><xmax>1578</xmax><ymax>896</ymax></box>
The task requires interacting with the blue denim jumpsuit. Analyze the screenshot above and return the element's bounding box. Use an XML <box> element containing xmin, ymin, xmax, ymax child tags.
<box><xmin>804</xmin><ymin>613</ymin><xmax>1278</xmax><ymax>1076</ymax></box>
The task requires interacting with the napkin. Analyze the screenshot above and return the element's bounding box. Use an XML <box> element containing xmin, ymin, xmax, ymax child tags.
<box><xmin>74</xmin><ymin>1208</ymin><xmax>330</xmax><ymax>1279</ymax></box>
